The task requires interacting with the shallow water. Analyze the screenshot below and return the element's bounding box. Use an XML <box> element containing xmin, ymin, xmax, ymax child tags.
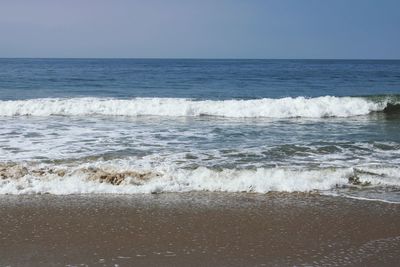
<box><xmin>0</xmin><ymin>59</ymin><xmax>400</xmax><ymax>202</ymax></box>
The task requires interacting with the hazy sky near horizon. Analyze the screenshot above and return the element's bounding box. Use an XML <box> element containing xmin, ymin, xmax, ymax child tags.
<box><xmin>0</xmin><ymin>0</ymin><xmax>399</xmax><ymax>59</ymax></box>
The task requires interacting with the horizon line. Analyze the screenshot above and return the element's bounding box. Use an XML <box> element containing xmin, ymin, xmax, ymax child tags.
<box><xmin>0</xmin><ymin>57</ymin><xmax>399</xmax><ymax>61</ymax></box>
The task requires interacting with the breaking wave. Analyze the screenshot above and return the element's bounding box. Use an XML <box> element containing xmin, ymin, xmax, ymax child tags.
<box><xmin>1</xmin><ymin>162</ymin><xmax>399</xmax><ymax>195</ymax></box>
<box><xmin>0</xmin><ymin>95</ymin><xmax>398</xmax><ymax>118</ymax></box>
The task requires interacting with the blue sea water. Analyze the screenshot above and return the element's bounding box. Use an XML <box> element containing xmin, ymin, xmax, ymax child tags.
<box><xmin>0</xmin><ymin>59</ymin><xmax>400</xmax><ymax>201</ymax></box>
<box><xmin>1</xmin><ymin>59</ymin><xmax>400</xmax><ymax>100</ymax></box>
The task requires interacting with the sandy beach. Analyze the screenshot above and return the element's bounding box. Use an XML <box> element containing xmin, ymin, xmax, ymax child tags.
<box><xmin>0</xmin><ymin>193</ymin><xmax>399</xmax><ymax>266</ymax></box>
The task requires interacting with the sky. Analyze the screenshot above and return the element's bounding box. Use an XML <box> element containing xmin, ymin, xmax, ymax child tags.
<box><xmin>0</xmin><ymin>0</ymin><xmax>399</xmax><ymax>59</ymax></box>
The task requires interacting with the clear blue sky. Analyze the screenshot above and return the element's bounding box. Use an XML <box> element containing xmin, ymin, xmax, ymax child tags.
<box><xmin>0</xmin><ymin>0</ymin><xmax>399</xmax><ymax>59</ymax></box>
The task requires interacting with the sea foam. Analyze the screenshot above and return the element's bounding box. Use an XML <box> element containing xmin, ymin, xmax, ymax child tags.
<box><xmin>1</xmin><ymin>162</ymin><xmax>399</xmax><ymax>195</ymax></box>
<box><xmin>0</xmin><ymin>96</ymin><xmax>388</xmax><ymax>118</ymax></box>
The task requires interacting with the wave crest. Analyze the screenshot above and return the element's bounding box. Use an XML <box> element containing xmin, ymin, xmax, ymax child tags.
<box><xmin>1</xmin><ymin>162</ymin><xmax>399</xmax><ymax>195</ymax></box>
<box><xmin>0</xmin><ymin>96</ymin><xmax>391</xmax><ymax>118</ymax></box>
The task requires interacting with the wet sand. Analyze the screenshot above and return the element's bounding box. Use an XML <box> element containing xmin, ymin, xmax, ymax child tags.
<box><xmin>0</xmin><ymin>193</ymin><xmax>399</xmax><ymax>266</ymax></box>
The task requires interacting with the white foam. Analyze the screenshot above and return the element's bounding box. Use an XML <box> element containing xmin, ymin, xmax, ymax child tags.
<box><xmin>1</xmin><ymin>162</ymin><xmax>399</xmax><ymax>195</ymax></box>
<box><xmin>0</xmin><ymin>96</ymin><xmax>386</xmax><ymax>118</ymax></box>
<box><xmin>327</xmin><ymin>194</ymin><xmax>400</xmax><ymax>204</ymax></box>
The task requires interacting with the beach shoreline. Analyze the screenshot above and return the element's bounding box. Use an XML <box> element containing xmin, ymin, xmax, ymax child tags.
<box><xmin>0</xmin><ymin>193</ymin><xmax>399</xmax><ymax>266</ymax></box>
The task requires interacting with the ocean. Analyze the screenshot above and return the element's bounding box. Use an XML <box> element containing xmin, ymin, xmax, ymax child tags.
<box><xmin>1</xmin><ymin>59</ymin><xmax>400</xmax><ymax>202</ymax></box>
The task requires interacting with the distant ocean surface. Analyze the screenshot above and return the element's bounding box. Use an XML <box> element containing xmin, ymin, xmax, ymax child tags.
<box><xmin>1</xmin><ymin>59</ymin><xmax>400</xmax><ymax>202</ymax></box>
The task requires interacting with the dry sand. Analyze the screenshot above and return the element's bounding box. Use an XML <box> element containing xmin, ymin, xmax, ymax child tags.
<box><xmin>0</xmin><ymin>193</ymin><xmax>399</xmax><ymax>266</ymax></box>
